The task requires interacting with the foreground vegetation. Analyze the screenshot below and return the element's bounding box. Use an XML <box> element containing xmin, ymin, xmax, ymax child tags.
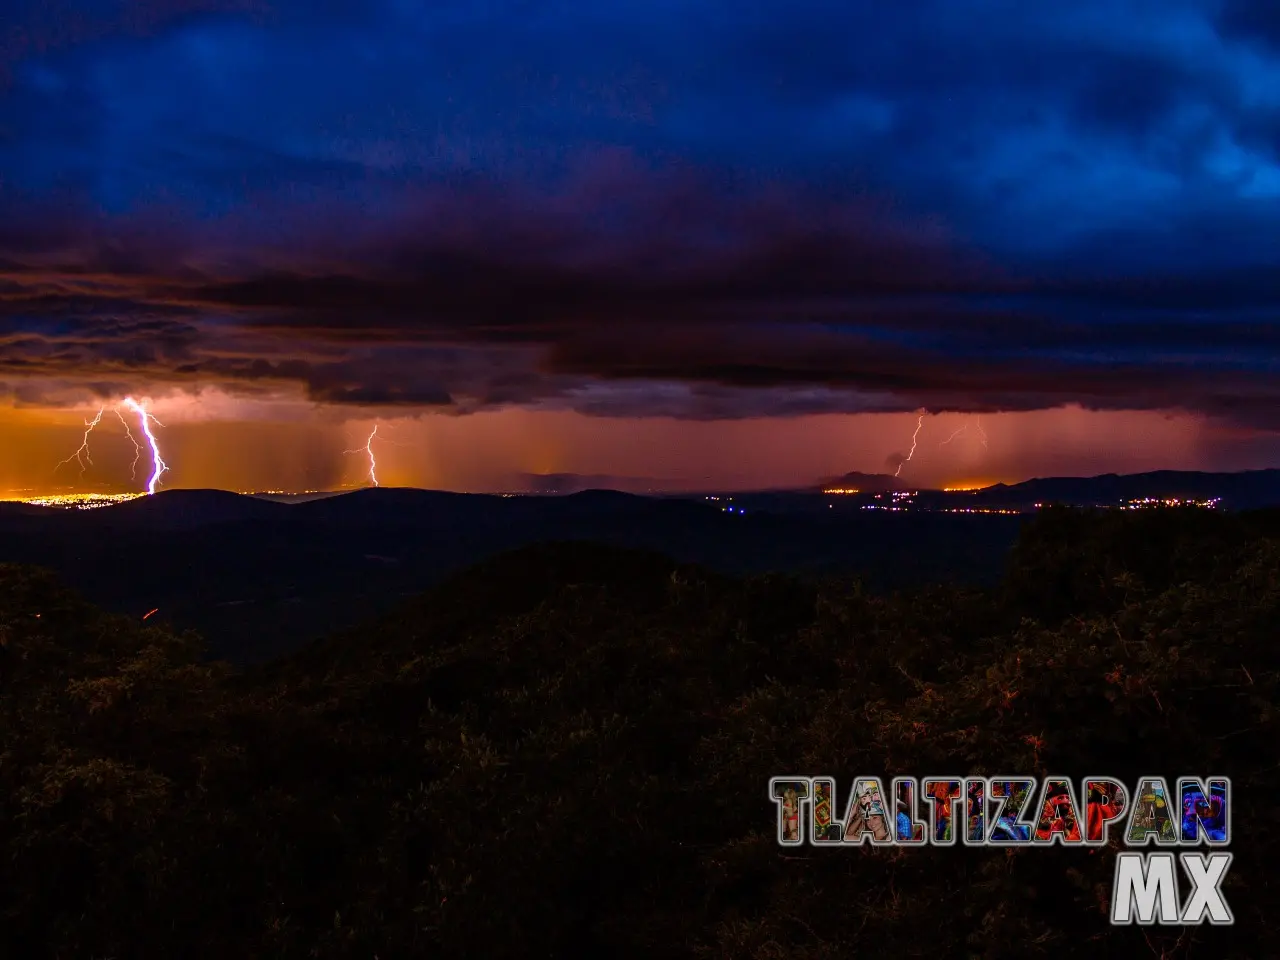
<box><xmin>2</xmin><ymin>507</ymin><xmax>1276</xmax><ymax>957</ymax></box>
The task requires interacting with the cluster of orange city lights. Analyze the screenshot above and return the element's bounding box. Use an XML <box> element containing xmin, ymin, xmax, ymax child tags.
<box><xmin>822</xmin><ymin>482</ymin><xmax>998</xmax><ymax>496</ymax></box>
<box><xmin>7</xmin><ymin>492</ymin><xmax>144</xmax><ymax>510</ymax></box>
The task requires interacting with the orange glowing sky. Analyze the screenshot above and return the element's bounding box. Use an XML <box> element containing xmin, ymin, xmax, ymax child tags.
<box><xmin>2</xmin><ymin>390</ymin><xmax>1269</xmax><ymax>498</ymax></box>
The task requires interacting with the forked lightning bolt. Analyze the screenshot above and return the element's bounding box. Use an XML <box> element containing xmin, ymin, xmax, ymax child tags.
<box><xmin>940</xmin><ymin>415</ymin><xmax>989</xmax><ymax>450</ymax></box>
<box><xmin>345</xmin><ymin>424</ymin><xmax>380</xmax><ymax>487</ymax></box>
<box><xmin>895</xmin><ymin>412</ymin><xmax>926</xmax><ymax>478</ymax></box>
<box><xmin>56</xmin><ymin>408</ymin><xmax>105</xmax><ymax>476</ymax></box>
<box><xmin>55</xmin><ymin>398</ymin><xmax>169</xmax><ymax>494</ymax></box>
<box><xmin>116</xmin><ymin>409</ymin><xmax>145</xmax><ymax>478</ymax></box>
<box><xmin>121</xmin><ymin>398</ymin><xmax>168</xmax><ymax>494</ymax></box>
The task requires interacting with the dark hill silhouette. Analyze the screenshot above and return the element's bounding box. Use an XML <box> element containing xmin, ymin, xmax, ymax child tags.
<box><xmin>0</xmin><ymin>501</ymin><xmax>57</xmax><ymax>518</ymax></box>
<box><xmin>800</xmin><ymin>468</ymin><xmax>1280</xmax><ymax>508</ymax></box>
<box><xmin>4</xmin><ymin>470</ymin><xmax>1278</xmax><ymax>663</ymax></box>
<box><xmin>516</xmin><ymin>472</ymin><xmax>675</xmax><ymax>494</ymax></box>
<box><xmin>87</xmin><ymin>488</ymin><xmax>290</xmax><ymax>529</ymax></box>
<box><xmin>0</xmin><ymin>486</ymin><xmax>1023</xmax><ymax>662</ymax></box>
<box><xmin>281</xmin><ymin>541</ymin><xmax>695</xmax><ymax>680</ymax></box>
<box><xmin>814</xmin><ymin>470</ymin><xmax>907</xmax><ymax>491</ymax></box>
<box><xmin>291</xmin><ymin>486</ymin><xmax>490</xmax><ymax>524</ymax></box>
<box><xmin>971</xmin><ymin>468</ymin><xmax>1280</xmax><ymax>509</ymax></box>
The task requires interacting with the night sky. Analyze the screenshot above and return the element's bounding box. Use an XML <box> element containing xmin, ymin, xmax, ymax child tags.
<box><xmin>2</xmin><ymin>1</ymin><xmax>1279</xmax><ymax>494</ymax></box>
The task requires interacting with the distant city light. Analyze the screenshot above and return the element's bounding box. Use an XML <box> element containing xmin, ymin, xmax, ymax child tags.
<box><xmin>1032</xmin><ymin>497</ymin><xmax>1222</xmax><ymax>511</ymax></box>
<box><xmin>242</xmin><ymin>489</ymin><xmax>323</xmax><ymax>495</ymax></box>
<box><xmin>5</xmin><ymin>492</ymin><xmax>144</xmax><ymax>510</ymax></box>
<box><xmin>1</xmin><ymin>489</ymin><xmax>1225</xmax><ymax>516</ymax></box>
<box><xmin>1121</xmin><ymin>497</ymin><xmax>1221</xmax><ymax>510</ymax></box>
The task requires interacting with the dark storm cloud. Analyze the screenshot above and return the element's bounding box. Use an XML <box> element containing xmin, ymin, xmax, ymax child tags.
<box><xmin>1218</xmin><ymin>1</ymin><xmax>1280</xmax><ymax>52</ymax></box>
<box><xmin>0</xmin><ymin>0</ymin><xmax>1278</xmax><ymax>425</ymax></box>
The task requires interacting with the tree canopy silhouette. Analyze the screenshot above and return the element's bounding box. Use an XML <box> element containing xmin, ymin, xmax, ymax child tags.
<box><xmin>2</xmin><ymin>509</ymin><xmax>1276</xmax><ymax>958</ymax></box>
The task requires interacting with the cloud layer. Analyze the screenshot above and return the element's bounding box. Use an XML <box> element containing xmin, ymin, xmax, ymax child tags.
<box><xmin>1</xmin><ymin>0</ymin><xmax>1279</xmax><ymax>426</ymax></box>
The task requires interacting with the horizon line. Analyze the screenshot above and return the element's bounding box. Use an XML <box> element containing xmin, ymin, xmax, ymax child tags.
<box><xmin>5</xmin><ymin>465</ymin><xmax>1279</xmax><ymax>504</ymax></box>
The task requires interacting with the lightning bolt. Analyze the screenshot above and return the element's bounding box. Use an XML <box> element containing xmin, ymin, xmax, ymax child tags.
<box><xmin>345</xmin><ymin>424</ymin><xmax>380</xmax><ymax>487</ymax></box>
<box><xmin>120</xmin><ymin>398</ymin><xmax>168</xmax><ymax>494</ymax></box>
<box><xmin>894</xmin><ymin>412</ymin><xmax>926</xmax><ymax>478</ymax></box>
<box><xmin>115</xmin><ymin>408</ymin><xmax>144</xmax><ymax>478</ymax></box>
<box><xmin>365</xmin><ymin>425</ymin><xmax>379</xmax><ymax>487</ymax></box>
<box><xmin>56</xmin><ymin>407</ymin><xmax>105</xmax><ymax>476</ymax></box>
<box><xmin>55</xmin><ymin>399</ymin><xmax>169</xmax><ymax>493</ymax></box>
<box><xmin>940</xmin><ymin>415</ymin><xmax>990</xmax><ymax>450</ymax></box>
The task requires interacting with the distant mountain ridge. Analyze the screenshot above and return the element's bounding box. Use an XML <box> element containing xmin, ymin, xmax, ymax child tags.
<box><xmin>2</xmin><ymin>470</ymin><xmax>1278</xmax><ymax>665</ymax></box>
<box><xmin>4</xmin><ymin>469</ymin><xmax>1280</xmax><ymax>526</ymax></box>
<box><xmin>0</xmin><ymin>485</ymin><xmax>1024</xmax><ymax>663</ymax></box>
<box><xmin>804</xmin><ymin>468</ymin><xmax>1280</xmax><ymax>508</ymax></box>
<box><xmin>968</xmin><ymin>468</ymin><xmax>1280</xmax><ymax>509</ymax></box>
<box><xmin>813</xmin><ymin>471</ymin><xmax>908</xmax><ymax>492</ymax></box>
<box><xmin>516</xmin><ymin>472</ymin><xmax>682</xmax><ymax>494</ymax></box>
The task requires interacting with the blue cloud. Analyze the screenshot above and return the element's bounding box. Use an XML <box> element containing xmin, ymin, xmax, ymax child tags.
<box><xmin>0</xmin><ymin>0</ymin><xmax>1278</xmax><ymax>425</ymax></box>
